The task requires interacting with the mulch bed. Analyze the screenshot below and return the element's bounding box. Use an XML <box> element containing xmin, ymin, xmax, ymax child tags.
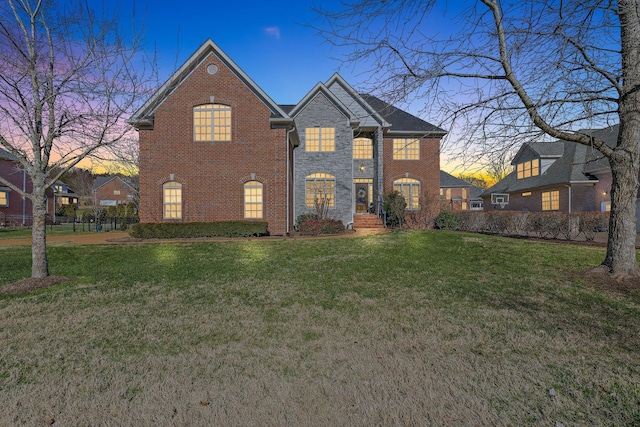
<box><xmin>0</xmin><ymin>275</ymin><xmax>72</xmax><ymax>295</ymax></box>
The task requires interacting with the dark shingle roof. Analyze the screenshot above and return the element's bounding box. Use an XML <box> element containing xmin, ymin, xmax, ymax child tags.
<box><xmin>359</xmin><ymin>94</ymin><xmax>446</xmax><ymax>135</ymax></box>
<box><xmin>440</xmin><ymin>171</ymin><xmax>472</xmax><ymax>188</ymax></box>
<box><xmin>481</xmin><ymin>140</ymin><xmax>597</xmax><ymax>197</ymax></box>
<box><xmin>0</xmin><ymin>147</ymin><xmax>17</xmax><ymax>161</ymax></box>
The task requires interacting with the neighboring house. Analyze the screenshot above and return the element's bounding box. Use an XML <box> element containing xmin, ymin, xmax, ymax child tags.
<box><xmin>481</xmin><ymin>125</ymin><xmax>616</xmax><ymax>215</ymax></box>
<box><xmin>0</xmin><ymin>148</ymin><xmax>63</xmax><ymax>225</ymax></box>
<box><xmin>440</xmin><ymin>171</ymin><xmax>484</xmax><ymax>210</ymax></box>
<box><xmin>129</xmin><ymin>39</ymin><xmax>446</xmax><ymax>235</ymax></box>
<box><xmin>92</xmin><ymin>175</ymin><xmax>138</xmax><ymax>208</ymax></box>
<box><xmin>52</xmin><ymin>181</ymin><xmax>79</xmax><ymax>213</ymax></box>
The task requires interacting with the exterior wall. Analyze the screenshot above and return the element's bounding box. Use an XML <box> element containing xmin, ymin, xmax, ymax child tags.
<box><xmin>94</xmin><ymin>178</ymin><xmax>137</xmax><ymax>207</ymax></box>
<box><xmin>138</xmin><ymin>52</ymin><xmax>288</xmax><ymax>235</ymax></box>
<box><xmin>440</xmin><ymin>186</ymin><xmax>472</xmax><ymax>210</ymax></box>
<box><xmin>382</xmin><ymin>136</ymin><xmax>441</xmax><ymax>207</ymax></box>
<box><xmin>293</xmin><ymin>93</ymin><xmax>354</xmax><ymax>227</ymax></box>
<box><xmin>0</xmin><ymin>159</ymin><xmax>32</xmax><ymax>225</ymax></box>
<box><xmin>484</xmin><ymin>184</ymin><xmax>599</xmax><ymax>213</ymax></box>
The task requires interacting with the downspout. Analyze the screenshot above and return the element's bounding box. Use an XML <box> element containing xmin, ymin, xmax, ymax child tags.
<box><xmin>565</xmin><ymin>184</ymin><xmax>572</xmax><ymax>214</ymax></box>
<box><xmin>22</xmin><ymin>169</ymin><xmax>26</xmax><ymax>226</ymax></box>
<box><xmin>286</xmin><ymin>126</ymin><xmax>295</xmax><ymax>236</ymax></box>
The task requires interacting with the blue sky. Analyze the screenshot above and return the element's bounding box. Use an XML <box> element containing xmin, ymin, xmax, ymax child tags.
<box><xmin>134</xmin><ymin>0</ymin><xmax>357</xmax><ymax>104</ymax></box>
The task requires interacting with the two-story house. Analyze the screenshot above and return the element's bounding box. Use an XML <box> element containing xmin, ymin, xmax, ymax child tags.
<box><xmin>481</xmin><ymin>125</ymin><xmax>616</xmax><ymax>214</ymax></box>
<box><xmin>129</xmin><ymin>39</ymin><xmax>446</xmax><ymax>235</ymax></box>
<box><xmin>92</xmin><ymin>175</ymin><xmax>138</xmax><ymax>208</ymax></box>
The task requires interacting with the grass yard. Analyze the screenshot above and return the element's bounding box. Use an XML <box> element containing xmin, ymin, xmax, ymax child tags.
<box><xmin>0</xmin><ymin>230</ymin><xmax>639</xmax><ymax>426</ymax></box>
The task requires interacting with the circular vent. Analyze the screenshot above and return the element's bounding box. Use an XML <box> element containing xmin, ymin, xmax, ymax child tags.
<box><xmin>207</xmin><ymin>64</ymin><xmax>219</xmax><ymax>75</ymax></box>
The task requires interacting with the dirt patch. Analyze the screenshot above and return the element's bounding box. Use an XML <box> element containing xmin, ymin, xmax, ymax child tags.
<box><xmin>0</xmin><ymin>275</ymin><xmax>72</xmax><ymax>295</ymax></box>
<box><xmin>572</xmin><ymin>268</ymin><xmax>640</xmax><ymax>293</ymax></box>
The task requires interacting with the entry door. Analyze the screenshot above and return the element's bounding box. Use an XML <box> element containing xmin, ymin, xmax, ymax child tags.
<box><xmin>355</xmin><ymin>183</ymin><xmax>369</xmax><ymax>213</ymax></box>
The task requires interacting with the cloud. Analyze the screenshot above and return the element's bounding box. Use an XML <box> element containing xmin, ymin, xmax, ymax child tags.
<box><xmin>264</xmin><ymin>26</ymin><xmax>281</xmax><ymax>40</ymax></box>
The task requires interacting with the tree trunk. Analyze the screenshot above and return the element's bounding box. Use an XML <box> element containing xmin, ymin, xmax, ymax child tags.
<box><xmin>603</xmin><ymin>145</ymin><xmax>640</xmax><ymax>277</ymax></box>
<box><xmin>31</xmin><ymin>186</ymin><xmax>49</xmax><ymax>279</ymax></box>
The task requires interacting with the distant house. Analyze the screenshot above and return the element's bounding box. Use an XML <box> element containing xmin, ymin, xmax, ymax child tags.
<box><xmin>481</xmin><ymin>125</ymin><xmax>616</xmax><ymax>214</ymax></box>
<box><xmin>92</xmin><ymin>175</ymin><xmax>138</xmax><ymax>208</ymax></box>
<box><xmin>0</xmin><ymin>148</ymin><xmax>66</xmax><ymax>225</ymax></box>
<box><xmin>440</xmin><ymin>171</ymin><xmax>484</xmax><ymax>210</ymax></box>
<box><xmin>52</xmin><ymin>181</ymin><xmax>79</xmax><ymax>213</ymax></box>
<box><xmin>129</xmin><ymin>39</ymin><xmax>446</xmax><ymax>234</ymax></box>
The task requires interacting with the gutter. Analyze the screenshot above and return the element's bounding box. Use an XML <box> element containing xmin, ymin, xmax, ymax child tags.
<box><xmin>286</xmin><ymin>126</ymin><xmax>296</xmax><ymax>236</ymax></box>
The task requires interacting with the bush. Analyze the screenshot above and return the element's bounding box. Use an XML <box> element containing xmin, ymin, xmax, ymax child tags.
<box><xmin>383</xmin><ymin>191</ymin><xmax>406</xmax><ymax>228</ymax></box>
<box><xmin>298</xmin><ymin>219</ymin><xmax>345</xmax><ymax>236</ymax></box>
<box><xmin>129</xmin><ymin>221</ymin><xmax>269</xmax><ymax>239</ymax></box>
<box><xmin>295</xmin><ymin>213</ymin><xmax>318</xmax><ymax>230</ymax></box>
<box><xmin>434</xmin><ymin>210</ymin><xmax>460</xmax><ymax>230</ymax></box>
<box><xmin>580</xmin><ymin>212</ymin><xmax>609</xmax><ymax>241</ymax></box>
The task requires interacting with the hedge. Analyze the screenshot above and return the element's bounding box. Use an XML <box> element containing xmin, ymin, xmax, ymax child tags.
<box><xmin>129</xmin><ymin>221</ymin><xmax>269</xmax><ymax>239</ymax></box>
<box><xmin>298</xmin><ymin>218</ymin><xmax>345</xmax><ymax>236</ymax></box>
<box><xmin>442</xmin><ymin>210</ymin><xmax>609</xmax><ymax>242</ymax></box>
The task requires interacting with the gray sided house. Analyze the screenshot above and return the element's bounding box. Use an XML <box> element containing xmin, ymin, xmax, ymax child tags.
<box><xmin>481</xmin><ymin>125</ymin><xmax>617</xmax><ymax>216</ymax></box>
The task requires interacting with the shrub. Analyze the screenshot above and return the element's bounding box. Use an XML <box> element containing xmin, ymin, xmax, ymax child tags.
<box><xmin>298</xmin><ymin>219</ymin><xmax>345</xmax><ymax>236</ymax></box>
<box><xmin>295</xmin><ymin>213</ymin><xmax>318</xmax><ymax>230</ymax></box>
<box><xmin>434</xmin><ymin>210</ymin><xmax>460</xmax><ymax>230</ymax></box>
<box><xmin>129</xmin><ymin>221</ymin><xmax>269</xmax><ymax>239</ymax></box>
<box><xmin>580</xmin><ymin>212</ymin><xmax>609</xmax><ymax>241</ymax></box>
<box><xmin>383</xmin><ymin>191</ymin><xmax>406</xmax><ymax>228</ymax></box>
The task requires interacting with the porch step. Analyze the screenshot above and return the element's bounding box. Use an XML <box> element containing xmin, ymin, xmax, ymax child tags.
<box><xmin>353</xmin><ymin>214</ymin><xmax>384</xmax><ymax>229</ymax></box>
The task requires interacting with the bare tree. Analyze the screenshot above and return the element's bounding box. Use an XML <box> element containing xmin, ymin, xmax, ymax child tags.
<box><xmin>315</xmin><ymin>0</ymin><xmax>640</xmax><ymax>277</ymax></box>
<box><xmin>0</xmin><ymin>0</ymin><xmax>150</xmax><ymax>278</ymax></box>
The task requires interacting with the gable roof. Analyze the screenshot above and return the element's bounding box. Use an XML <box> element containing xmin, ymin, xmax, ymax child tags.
<box><xmin>481</xmin><ymin>140</ymin><xmax>598</xmax><ymax>196</ymax></box>
<box><xmin>129</xmin><ymin>39</ymin><xmax>291</xmax><ymax>129</ymax></box>
<box><xmin>288</xmin><ymin>81</ymin><xmax>359</xmax><ymax>127</ymax></box>
<box><xmin>440</xmin><ymin>171</ymin><xmax>472</xmax><ymax>188</ymax></box>
<box><xmin>0</xmin><ymin>147</ymin><xmax>17</xmax><ymax>161</ymax></box>
<box><xmin>325</xmin><ymin>73</ymin><xmax>390</xmax><ymax>128</ymax></box>
<box><xmin>359</xmin><ymin>94</ymin><xmax>447</xmax><ymax>136</ymax></box>
<box><xmin>92</xmin><ymin>175</ymin><xmax>138</xmax><ymax>192</ymax></box>
<box><xmin>581</xmin><ymin>124</ymin><xmax>618</xmax><ymax>174</ymax></box>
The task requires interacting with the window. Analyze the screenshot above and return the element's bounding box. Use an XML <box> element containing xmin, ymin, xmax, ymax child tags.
<box><xmin>163</xmin><ymin>181</ymin><xmax>182</xmax><ymax>219</ymax></box>
<box><xmin>461</xmin><ymin>188</ymin><xmax>467</xmax><ymax>199</ymax></box>
<box><xmin>114</xmin><ymin>190</ymin><xmax>121</xmax><ymax>195</ymax></box>
<box><xmin>306</xmin><ymin>127</ymin><xmax>335</xmax><ymax>152</ymax></box>
<box><xmin>244</xmin><ymin>181</ymin><xmax>263</xmax><ymax>219</ymax></box>
<box><xmin>394</xmin><ymin>178</ymin><xmax>420</xmax><ymax>210</ymax></box>
<box><xmin>305</xmin><ymin>173</ymin><xmax>335</xmax><ymax>207</ymax></box>
<box><xmin>353</xmin><ymin>137</ymin><xmax>373</xmax><ymax>159</ymax></box>
<box><xmin>522</xmin><ymin>192</ymin><xmax>532</xmax><ymax>197</ymax></box>
<box><xmin>516</xmin><ymin>159</ymin><xmax>540</xmax><ymax>179</ymax></box>
<box><xmin>542</xmin><ymin>190</ymin><xmax>559</xmax><ymax>211</ymax></box>
<box><xmin>194</xmin><ymin>104</ymin><xmax>231</xmax><ymax>141</ymax></box>
<box><xmin>393</xmin><ymin>138</ymin><xmax>420</xmax><ymax>160</ymax></box>
<box><xmin>0</xmin><ymin>190</ymin><xmax>8</xmax><ymax>207</ymax></box>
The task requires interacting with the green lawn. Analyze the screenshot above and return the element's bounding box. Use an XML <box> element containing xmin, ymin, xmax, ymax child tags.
<box><xmin>0</xmin><ymin>230</ymin><xmax>638</xmax><ymax>426</ymax></box>
<box><xmin>0</xmin><ymin>223</ymin><xmax>101</xmax><ymax>239</ymax></box>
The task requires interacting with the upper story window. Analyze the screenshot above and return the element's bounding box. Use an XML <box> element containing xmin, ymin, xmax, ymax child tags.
<box><xmin>393</xmin><ymin>178</ymin><xmax>420</xmax><ymax>210</ymax></box>
<box><xmin>393</xmin><ymin>138</ymin><xmax>420</xmax><ymax>160</ymax></box>
<box><xmin>305</xmin><ymin>127</ymin><xmax>335</xmax><ymax>152</ymax></box>
<box><xmin>516</xmin><ymin>159</ymin><xmax>539</xmax><ymax>179</ymax></box>
<box><xmin>0</xmin><ymin>189</ymin><xmax>8</xmax><ymax>207</ymax></box>
<box><xmin>353</xmin><ymin>137</ymin><xmax>373</xmax><ymax>159</ymax></box>
<box><xmin>194</xmin><ymin>104</ymin><xmax>231</xmax><ymax>141</ymax></box>
<box><xmin>163</xmin><ymin>181</ymin><xmax>182</xmax><ymax>219</ymax></box>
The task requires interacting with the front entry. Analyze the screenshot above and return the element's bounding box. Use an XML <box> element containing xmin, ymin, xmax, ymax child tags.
<box><xmin>355</xmin><ymin>183</ymin><xmax>369</xmax><ymax>213</ymax></box>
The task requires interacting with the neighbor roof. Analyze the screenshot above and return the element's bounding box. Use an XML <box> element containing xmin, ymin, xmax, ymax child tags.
<box><xmin>359</xmin><ymin>94</ymin><xmax>447</xmax><ymax>136</ymax></box>
<box><xmin>0</xmin><ymin>147</ymin><xmax>17</xmax><ymax>161</ymax></box>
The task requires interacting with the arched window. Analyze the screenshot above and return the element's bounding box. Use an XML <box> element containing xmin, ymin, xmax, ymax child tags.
<box><xmin>305</xmin><ymin>173</ymin><xmax>335</xmax><ymax>207</ymax></box>
<box><xmin>163</xmin><ymin>181</ymin><xmax>182</xmax><ymax>219</ymax></box>
<box><xmin>193</xmin><ymin>104</ymin><xmax>231</xmax><ymax>141</ymax></box>
<box><xmin>244</xmin><ymin>181</ymin><xmax>263</xmax><ymax>219</ymax></box>
<box><xmin>353</xmin><ymin>137</ymin><xmax>373</xmax><ymax>159</ymax></box>
<box><xmin>393</xmin><ymin>178</ymin><xmax>420</xmax><ymax>210</ymax></box>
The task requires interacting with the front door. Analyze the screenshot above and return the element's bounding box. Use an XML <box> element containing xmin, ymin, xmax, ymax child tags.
<box><xmin>355</xmin><ymin>183</ymin><xmax>368</xmax><ymax>213</ymax></box>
